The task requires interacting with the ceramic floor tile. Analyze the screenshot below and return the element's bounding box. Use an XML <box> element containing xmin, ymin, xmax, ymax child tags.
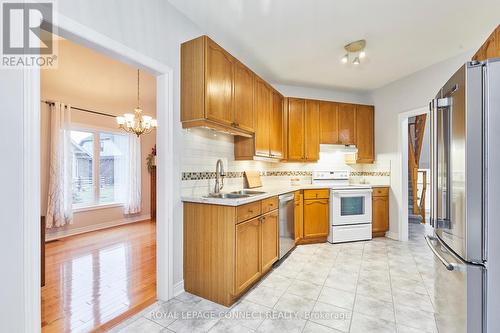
<box><xmin>226</xmin><ymin>300</ymin><xmax>271</xmax><ymax>330</ymax></box>
<box><xmin>353</xmin><ymin>294</ymin><xmax>395</xmax><ymax>322</ymax></box>
<box><xmin>273</xmin><ymin>292</ymin><xmax>316</xmax><ymax>315</ymax></box>
<box><xmin>256</xmin><ymin>316</ymin><xmax>307</xmax><ymax>333</ymax></box>
<box><xmin>317</xmin><ymin>286</ymin><xmax>356</xmax><ymax>310</ymax></box>
<box><xmin>302</xmin><ymin>320</ymin><xmax>344</xmax><ymax>333</ymax></box>
<box><xmin>208</xmin><ymin>318</ymin><xmax>255</xmax><ymax>333</ymax></box>
<box><xmin>295</xmin><ymin>269</ymin><xmax>329</xmax><ymax>285</ymax></box>
<box><xmin>244</xmin><ymin>285</ymin><xmax>285</xmax><ymax>308</ymax></box>
<box><xmin>116</xmin><ymin>317</ymin><xmax>164</xmax><ymax>333</ymax></box>
<box><xmin>392</xmin><ymin>288</ymin><xmax>435</xmax><ymax>313</ymax></box>
<box><xmin>349</xmin><ymin>312</ymin><xmax>396</xmax><ymax>333</ymax></box>
<box><xmin>286</xmin><ymin>279</ymin><xmax>323</xmax><ymax>300</ymax></box>
<box><xmin>310</xmin><ymin>301</ymin><xmax>352</xmax><ymax>332</ymax></box>
<box><xmin>259</xmin><ymin>272</ymin><xmax>293</xmax><ymax>291</ymax></box>
<box><xmin>323</xmin><ymin>274</ymin><xmax>358</xmax><ymax>293</ymax></box>
<box><xmin>394</xmin><ymin>304</ymin><xmax>438</xmax><ymax>332</ymax></box>
<box><xmin>355</xmin><ymin>281</ymin><xmax>393</xmax><ymax>303</ymax></box>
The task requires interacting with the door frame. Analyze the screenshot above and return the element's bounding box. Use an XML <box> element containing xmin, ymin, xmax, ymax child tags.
<box><xmin>23</xmin><ymin>12</ymin><xmax>175</xmax><ymax>332</ymax></box>
<box><xmin>398</xmin><ymin>106</ymin><xmax>428</xmax><ymax>241</ymax></box>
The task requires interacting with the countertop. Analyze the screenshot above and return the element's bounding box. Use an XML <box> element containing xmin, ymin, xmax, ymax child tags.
<box><xmin>181</xmin><ymin>183</ymin><xmax>388</xmax><ymax>206</ymax></box>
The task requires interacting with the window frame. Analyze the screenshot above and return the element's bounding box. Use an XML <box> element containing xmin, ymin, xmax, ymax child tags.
<box><xmin>70</xmin><ymin>123</ymin><xmax>128</xmax><ymax>210</ymax></box>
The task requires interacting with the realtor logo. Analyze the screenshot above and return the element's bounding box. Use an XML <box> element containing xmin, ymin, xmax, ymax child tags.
<box><xmin>1</xmin><ymin>1</ymin><xmax>57</xmax><ymax>67</ymax></box>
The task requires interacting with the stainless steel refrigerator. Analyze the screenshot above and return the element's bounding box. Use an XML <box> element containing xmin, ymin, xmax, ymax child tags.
<box><xmin>427</xmin><ymin>59</ymin><xmax>500</xmax><ymax>332</ymax></box>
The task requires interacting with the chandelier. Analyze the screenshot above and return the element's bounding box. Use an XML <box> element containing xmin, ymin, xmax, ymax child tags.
<box><xmin>116</xmin><ymin>69</ymin><xmax>157</xmax><ymax>137</ymax></box>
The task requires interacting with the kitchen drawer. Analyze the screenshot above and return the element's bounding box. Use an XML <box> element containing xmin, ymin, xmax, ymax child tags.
<box><xmin>237</xmin><ymin>201</ymin><xmax>261</xmax><ymax>223</ymax></box>
<box><xmin>304</xmin><ymin>189</ymin><xmax>329</xmax><ymax>200</ymax></box>
<box><xmin>261</xmin><ymin>196</ymin><xmax>278</xmax><ymax>213</ymax></box>
<box><xmin>372</xmin><ymin>187</ymin><xmax>389</xmax><ymax>197</ymax></box>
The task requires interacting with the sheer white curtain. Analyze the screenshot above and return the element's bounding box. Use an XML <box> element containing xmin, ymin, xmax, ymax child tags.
<box><xmin>116</xmin><ymin>134</ymin><xmax>142</xmax><ymax>214</ymax></box>
<box><xmin>46</xmin><ymin>102</ymin><xmax>73</xmax><ymax>228</ymax></box>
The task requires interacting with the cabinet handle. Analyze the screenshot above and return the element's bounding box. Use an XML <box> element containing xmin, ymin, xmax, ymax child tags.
<box><xmin>248</xmin><ymin>210</ymin><xmax>254</xmax><ymax>214</ymax></box>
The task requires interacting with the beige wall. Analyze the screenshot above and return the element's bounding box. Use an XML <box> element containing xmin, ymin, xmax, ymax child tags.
<box><xmin>41</xmin><ymin>38</ymin><xmax>156</xmax><ymax>238</ymax></box>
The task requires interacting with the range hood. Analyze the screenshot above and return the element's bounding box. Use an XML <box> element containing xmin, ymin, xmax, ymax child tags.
<box><xmin>320</xmin><ymin>144</ymin><xmax>358</xmax><ymax>154</ymax></box>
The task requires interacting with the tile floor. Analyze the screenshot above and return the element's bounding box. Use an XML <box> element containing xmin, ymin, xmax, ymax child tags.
<box><xmin>111</xmin><ymin>223</ymin><xmax>440</xmax><ymax>333</ymax></box>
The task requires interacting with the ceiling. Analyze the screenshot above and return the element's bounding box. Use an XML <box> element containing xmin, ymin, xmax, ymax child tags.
<box><xmin>168</xmin><ymin>0</ymin><xmax>500</xmax><ymax>91</ymax></box>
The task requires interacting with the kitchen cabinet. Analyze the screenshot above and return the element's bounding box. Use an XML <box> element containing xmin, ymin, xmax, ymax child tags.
<box><xmin>181</xmin><ymin>35</ymin><xmax>253</xmax><ymax>137</ymax></box>
<box><xmin>319</xmin><ymin>101</ymin><xmax>339</xmax><ymax>144</ymax></box>
<box><xmin>261</xmin><ymin>210</ymin><xmax>279</xmax><ymax>272</ymax></box>
<box><xmin>355</xmin><ymin>105</ymin><xmax>375</xmax><ymax>163</ymax></box>
<box><xmin>338</xmin><ymin>103</ymin><xmax>356</xmax><ymax>145</ymax></box>
<box><xmin>372</xmin><ymin>186</ymin><xmax>389</xmax><ymax>237</ymax></box>
<box><xmin>286</xmin><ymin>98</ymin><xmax>320</xmax><ymax>161</ymax></box>
<box><xmin>294</xmin><ymin>191</ymin><xmax>303</xmax><ymax>243</ymax></box>
<box><xmin>303</xmin><ymin>190</ymin><xmax>329</xmax><ymax>240</ymax></box>
<box><xmin>473</xmin><ymin>25</ymin><xmax>500</xmax><ymax>61</ymax></box>
<box><xmin>183</xmin><ymin>197</ymin><xmax>279</xmax><ymax>306</ymax></box>
<box><xmin>234</xmin><ymin>80</ymin><xmax>283</xmax><ymax>160</ymax></box>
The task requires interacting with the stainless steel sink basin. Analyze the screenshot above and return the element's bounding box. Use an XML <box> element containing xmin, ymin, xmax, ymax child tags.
<box><xmin>204</xmin><ymin>193</ymin><xmax>250</xmax><ymax>199</ymax></box>
<box><xmin>230</xmin><ymin>190</ymin><xmax>267</xmax><ymax>196</ymax></box>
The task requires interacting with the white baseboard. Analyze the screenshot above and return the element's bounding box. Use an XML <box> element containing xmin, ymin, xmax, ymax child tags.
<box><xmin>46</xmin><ymin>214</ymin><xmax>151</xmax><ymax>241</ymax></box>
<box><xmin>173</xmin><ymin>280</ymin><xmax>185</xmax><ymax>297</ymax></box>
<box><xmin>385</xmin><ymin>231</ymin><xmax>399</xmax><ymax>240</ymax></box>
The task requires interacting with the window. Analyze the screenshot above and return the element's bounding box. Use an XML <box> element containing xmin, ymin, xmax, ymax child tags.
<box><xmin>71</xmin><ymin>129</ymin><xmax>128</xmax><ymax>208</ymax></box>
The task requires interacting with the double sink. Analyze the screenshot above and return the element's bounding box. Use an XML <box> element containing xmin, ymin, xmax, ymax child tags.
<box><xmin>205</xmin><ymin>190</ymin><xmax>266</xmax><ymax>199</ymax></box>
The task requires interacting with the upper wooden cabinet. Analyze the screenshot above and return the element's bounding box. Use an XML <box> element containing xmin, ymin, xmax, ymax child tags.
<box><xmin>355</xmin><ymin>105</ymin><xmax>375</xmax><ymax>163</ymax></box>
<box><xmin>286</xmin><ymin>98</ymin><xmax>319</xmax><ymax>161</ymax></box>
<box><xmin>319</xmin><ymin>101</ymin><xmax>339</xmax><ymax>144</ymax></box>
<box><xmin>338</xmin><ymin>103</ymin><xmax>357</xmax><ymax>145</ymax></box>
<box><xmin>234</xmin><ymin>80</ymin><xmax>283</xmax><ymax>160</ymax></box>
<box><xmin>181</xmin><ymin>35</ymin><xmax>254</xmax><ymax>136</ymax></box>
<box><xmin>473</xmin><ymin>25</ymin><xmax>500</xmax><ymax>61</ymax></box>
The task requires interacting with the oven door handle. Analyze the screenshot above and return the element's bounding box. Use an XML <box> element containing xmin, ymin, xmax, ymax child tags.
<box><xmin>331</xmin><ymin>189</ymin><xmax>373</xmax><ymax>195</ymax></box>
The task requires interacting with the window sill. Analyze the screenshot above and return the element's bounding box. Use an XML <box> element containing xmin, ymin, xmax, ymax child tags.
<box><xmin>73</xmin><ymin>202</ymin><xmax>124</xmax><ymax>213</ymax></box>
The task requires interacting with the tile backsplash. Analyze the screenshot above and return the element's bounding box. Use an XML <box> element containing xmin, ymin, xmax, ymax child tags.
<box><xmin>181</xmin><ymin>128</ymin><xmax>390</xmax><ymax>196</ymax></box>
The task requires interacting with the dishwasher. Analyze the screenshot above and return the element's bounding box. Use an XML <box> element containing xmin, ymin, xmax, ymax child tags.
<box><xmin>278</xmin><ymin>193</ymin><xmax>295</xmax><ymax>259</ymax></box>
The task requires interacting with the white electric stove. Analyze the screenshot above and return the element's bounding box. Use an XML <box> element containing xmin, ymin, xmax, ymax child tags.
<box><xmin>312</xmin><ymin>171</ymin><xmax>373</xmax><ymax>243</ymax></box>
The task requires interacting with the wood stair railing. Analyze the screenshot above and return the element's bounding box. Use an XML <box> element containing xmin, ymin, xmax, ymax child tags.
<box><xmin>408</xmin><ymin>114</ymin><xmax>427</xmax><ymax>223</ymax></box>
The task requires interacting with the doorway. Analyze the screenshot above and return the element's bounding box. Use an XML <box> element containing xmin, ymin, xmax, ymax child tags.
<box><xmin>22</xmin><ymin>13</ymin><xmax>175</xmax><ymax>332</ymax></box>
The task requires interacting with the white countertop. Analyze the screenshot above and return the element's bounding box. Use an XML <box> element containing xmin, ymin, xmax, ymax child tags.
<box><xmin>181</xmin><ymin>183</ymin><xmax>380</xmax><ymax>206</ymax></box>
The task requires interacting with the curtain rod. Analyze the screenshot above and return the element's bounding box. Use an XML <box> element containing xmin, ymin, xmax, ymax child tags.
<box><xmin>41</xmin><ymin>100</ymin><xmax>117</xmax><ymax>118</ymax></box>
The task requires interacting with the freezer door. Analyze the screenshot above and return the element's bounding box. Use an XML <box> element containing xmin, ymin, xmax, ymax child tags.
<box><xmin>430</xmin><ymin>63</ymin><xmax>483</xmax><ymax>262</ymax></box>
<box><xmin>425</xmin><ymin>235</ymin><xmax>484</xmax><ymax>333</ymax></box>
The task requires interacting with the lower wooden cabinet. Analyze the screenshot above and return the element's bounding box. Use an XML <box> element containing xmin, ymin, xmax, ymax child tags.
<box><xmin>235</xmin><ymin>217</ymin><xmax>261</xmax><ymax>294</ymax></box>
<box><xmin>184</xmin><ymin>198</ymin><xmax>279</xmax><ymax>306</ymax></box>
<box><xmin>372</xmin><ymin>187</ymin><xmax>389</xmax><ymax>237</ymax></box>
<box><xmin>294</xmin><ymin>191</ymin><xmax>303</xmax><ymax>242</ymax></box>
<box><xmin>303</xmin><ymin>190</ymin><xmax>329</xmax><ymax>241</ymax></box>
<box><xmin>261</xmin><ymin>210</ymin><xmax>279</xmax><ymax>272</ymax></box>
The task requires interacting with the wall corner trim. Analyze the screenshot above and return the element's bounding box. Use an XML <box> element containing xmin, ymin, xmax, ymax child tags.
<box><xmin>173</xmin><ymin>280</ymin><xmax>185</xmax><ymax>297</ymax></box>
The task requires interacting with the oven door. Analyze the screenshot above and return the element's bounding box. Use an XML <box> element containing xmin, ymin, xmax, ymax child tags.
<box><xmin>331</xmin><ymin>189</ymin><xmax>372</xmax><ymax>225</ymax></box>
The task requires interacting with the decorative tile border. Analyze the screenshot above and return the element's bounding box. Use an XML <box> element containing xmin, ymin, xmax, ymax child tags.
<box><xmin>182</xmin><ymin>170</ymin><xmax>389</xmax><ymax>181</ymax></box>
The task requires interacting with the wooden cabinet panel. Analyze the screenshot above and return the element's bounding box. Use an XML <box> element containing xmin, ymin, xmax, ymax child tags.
<box><xmin>205</xmin><ymin>39</ymin><xmax>234</xmax><ymax>126</ymax></box>
<box><xmin>270</xmin><ymin>90</ymin><xmax>284</xmax><ymax>158</ymax></box>
<box><xmin>287</xmin><ymin>98</ymin><xmax>305</xmax><ymax>160</ymax></box>
<box><xmin>303</xmin><ymin>189</ymin><xmax>330</xmax><ymax>200</ymax></box>
<box><xmin>254</xmin><ymin>78</ymin><xmax>272</xmax><ymax>157</ymax></box>
<box><xmin>373</xmin><ymin>187</ymin><xmax>389</xmax><ymax>197</ymax></box>
<box><xmin>294</xmin><ymin>191</ymin><xmax>303</xmax><ymax>242</ymax></box>
<box><xmin>235</xmin><ymin>217</ymin><xmax>261</xmax><ymax>294</ymax></box>
<box><xmin>473</xmin><ymin>25</ymin><xmax>500</xmax><ymax>61</ymax></box>
<box><xmin>261</xmin><ymin>196</ymin><xmax>278</xmax><ymax>214</ymax></box>
<box><xmin>237</xmin><ymin>201</ymin><xmax>261</xmax><ymax>223</ymax></box>
<box><xmin>356</xmin><ymin>105</ymin><xmax>374</xmax><ymax>163</ymax></box>
<box><xmin>305</xmin><ymin>100</ymin><xmax>320</xmax><ymax>161</ymax></box>
<box><xmin>233</xmin><ymin>61</ymin><xmax>254</xmax><ymax>132</ymax></box>
<box><xmin>319</xmin><ymin>101</ymin><xmax>339</xmax><ymax>144</ymax></box>
<box><xmin>261</xmin><ymin>211</ymin><xmax>279</xmax><ymax>272</ymax></box>
<box><xmin>372</xmin><ymin>195</ymin><xmax>389</xmax><ymax>237</ymax></box>
<box><xmin>338</xmin><ymin>103</ymin><xmax>356</xmax><ymax>145</ymax></box>
<box><xmin>303</xmin><ymin>199</ymin><xmax>329</xmax><ymax>238</ymax></box>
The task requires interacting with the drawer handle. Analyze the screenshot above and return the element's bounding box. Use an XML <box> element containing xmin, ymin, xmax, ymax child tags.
<box><xmin>248</xmin><ymin>210</ymin><xmax>254</xmax><ymax>214</ymax></box>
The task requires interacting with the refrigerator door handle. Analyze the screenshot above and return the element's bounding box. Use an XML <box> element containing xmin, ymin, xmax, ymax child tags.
<box><xmin>425</xmin><ymin>235</ymin><xmax>458</xmax><ymax>271</ymax></box>
<box><xmin>430</xmin><ymin>99</ymin><xmax>438</xmax><ymax>228</ymax></box>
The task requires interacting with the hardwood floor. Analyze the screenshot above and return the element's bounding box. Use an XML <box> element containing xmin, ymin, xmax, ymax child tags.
<box><xmin>41</xmin><ymin>220</ymin><xmax>157</xmax><ymax>333</ymax></box>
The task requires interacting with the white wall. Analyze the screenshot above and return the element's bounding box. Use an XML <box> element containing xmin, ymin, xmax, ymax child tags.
<box><xmin>371</xmin><ymin>50</ymin><xmax>473</xmax><ymax>239</ymax></box>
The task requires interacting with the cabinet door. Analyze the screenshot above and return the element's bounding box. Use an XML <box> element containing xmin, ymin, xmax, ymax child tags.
<box><xmin>235</xmin><ymin>217</ymin><xmax>261</xmax><ymax>294</ymax></box>
<box><xmin>305</xmin><ymin>100</ymin><xmax>320</xmax><ymax>161</ymax></box>
<box><xmin>294</xmin><ymin>192</ymin><xmax>303</xmax><ymax>242</ymax></box>
<box><xmin>270</xmin><ymin>90</ymin><xmax>283</xmax><ymax>158</ymax></box>
<box><xmin>319</xmin><ymin>101</ymin><xmax>339</xmax><ymax>144</ymax></box>
<box><xmin>356</xmin><ymin>105</ymin><xmax>374</xmax><ymax>163</ymax></box>
<box><xmin>205</xmin><ymin>39</ymin><xmax>234</xmax><ymax>126</ymax></box>
<box><xmin>287</xmin><ymin>98</ymin><xmax>305</xmax><ymax>160</ymax></box>
<box><xmin>303</xmin><ymin>199</ymin><xmax>329</xmax><ymax>238</ymax></box>
<box><xmin>254</xmin><ymin>78</ymin><xmax>271</xmax><ymax>157</ymax></box>
<box><xmin>372</xmin><ymin>196</ymin><xmax>389</xmax><ymax>237</ymax></box>
<box><xmin>486</xmin><ymin>32</ymin><xmax>497</xmax><ymax>59</ymax></box>
<box><xmin>338</xmin><ymin>103</ymin><xmax>356</xmax><ymax>145</ymax></box>
<box><xmin>261</xmin><ymin>211</ymin><xmax>279</xmax><ymax>272</ymax></box>
<box><xmin>233</xmin><ymin>61</ymin><xmax>254</xmax><ymax>132</ymax></box>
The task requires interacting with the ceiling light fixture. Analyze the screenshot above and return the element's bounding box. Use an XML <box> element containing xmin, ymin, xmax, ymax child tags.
<box><xmin>116</xmin><ymin>69</ymin><xmax>157</xmax><ymax>137</ymax></box>
<box><xmin>341</xmin><ymin>39</ymin><xmax>367</xmax><ymax>65</ymax></box>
